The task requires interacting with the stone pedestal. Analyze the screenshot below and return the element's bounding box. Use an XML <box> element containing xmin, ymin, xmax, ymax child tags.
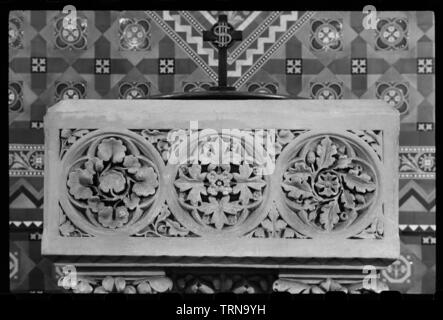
<box><xmin>43</xmin><ymin>99</ymin><xmax>400</xmax><ymax>293</ymax></box>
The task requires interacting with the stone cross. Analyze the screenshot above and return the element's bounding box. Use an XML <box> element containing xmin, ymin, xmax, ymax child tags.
<box><xmin>203</xmin><ymin>15</ymin><xmax>242</xmax><ymax>90</ymax></box>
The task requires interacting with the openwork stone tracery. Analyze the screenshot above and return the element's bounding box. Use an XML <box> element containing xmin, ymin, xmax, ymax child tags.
<box><xmin>59</xmin><ymin>129</ymin><xmax>382</xmax><ymax>239</ymax></box>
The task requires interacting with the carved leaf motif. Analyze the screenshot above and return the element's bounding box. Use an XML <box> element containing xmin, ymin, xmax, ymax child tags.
<box><xmin>282</xmin><ymin>228</ymin><xmax>296</xmax><ymax>238</ymax></box>
<box><xmin>252</xmin><ymin>227</ymin><xmax>265</xmax><ymax>238</ymax></box>
<box><xmin>277</xmin><ymin>130</ymin><xmax>295</xmax><ymax>146</ymax></box>
<box><xmin>174</xmin><ymin>165</ymin><xmax>207</xmax><ymax>205</ymax></box>
<box><xmin>73</xmin><ymin>280</ymin><xmax>94</xmax><ymax>294</ymax></box>
<box><xmin>274</xmin><ymin>219</ymin><xmax>287</xmax><ymax>233</ymax></box>
<box><xmin>102</xmin><ymin>276</ymin><xmax>115</xmax><ymax>291</ymax></box>
<box><xmin>233</xmin><ymin>164</ymin><xmax>266</xmax><ymax>204</ymax></box>
<box><xmin>315</xmin><ymin>137</ymin><xmax>337</xmax><ymax>170</ymax></box>
<box><xmin>67</xmin><ymin>169</ymin><xmax>94</xmax><ymax>200</ymax></box>
<box><xmin>307</xmin><ymin>209</ymin><xmax>317</xmax><ymax>222</ymax></box>
<box><xmin>319</xmin><ymin>200</ymin><xmax>340</xmax><ymax>231</ymax></box>
<box><xmin>98</xmin><ymin>170</ymin><xmax>126</xmax><ymax>193</ymax></box>
<box><xmin>285</xmin><ymin>162</ymin><xmax>312</xmax><ymax>182</ymax></box>
<box><xmin>145</xmin><ymin>277</ymin><xmax>173</xmax><ymax>293</ymax></box>
<box><xmin>199</xmin><ymin>196</ymin><xmax>241</xmax><ymax>230</ymax></box>
<box><xmin>85</xmin><ymin>157</ymin><xmax>104</xmax><ymax>173</ymax></box>
<box><xmin>123</xmin><ymin>194</ymin><xmax>140</xmax><ymax>210</ymax></box>
<box><xmin>340</xmin><ymin>189</ymin><xmax>356</xmax><ymax>209</ymax></box>
<box><xmin>97</xmin><ymin>205</ymin><xmax>118</xmax><ymax>229</ymax></box>
<box><xmin>261</xmin><ymin>219</ymin><xmax>273</xmax><ymax>234</ymax></box>
<box><xmin>132</xmin><ymin>166</ymin><xmax>158</xmax><ymax>197</ymax></box>
<box><xmin>61</xmin><ymin>129</ymin><xmax>91</xmax><ymax>145</ymax></box>
<box><xmin>319</xmin><ymin>278</ymin><xmax>348</xmax><ymax>292</ymax></box>
<box><xmin>60</xmin><ymin>129</ymin><xmax>72</xmax><ymax>139</ymax></box>
<box><xmin>353</xmin><ymin>217</ymin><xmax>384</xmax><ymax>239</ymax></box>
<box><xmin>137</xmin><ymin>282</ymin><xmax>152</xmax><ymax>293</ymax></box>
<box><xmin>302</xmin><ymin>198</ymin><xmax>317</xmax><ymax>211</ymax></box>
<box><xmin>97</xmin><ymin>138</ymin><xmax>127</xmax><ymax>163</ymax></box>
<box><xmin>334</xmin><ymin>157</ymin><xmax>353</xmax><ymax>169</ymax></box>
<box><xmin>165</xmin><ymin>219</ymin><xmax>190</xmax><ymax>236</ymax></box>
<box><xmin>342</xmin><ymin>171</ymin><xmax>375</xmax><ymax>193</ymax></box>
<box><xmin>59</xmin><ymin>213</ymin><xmax>75</xmax><ymax>236</ymax></box>
<box><xmin>273</xmin><ymin>279</ymin><xmax>311</xmax><ymax>294</ymax></box>
<box><xmin>123</xmin><ymin>155</ymin><xmax>141</xmax><ymax>173</ymax></box>
<box><xmin>282</xmin><ymin>180</ymin><xmax>313</xmax><ymax>200</ymax></box>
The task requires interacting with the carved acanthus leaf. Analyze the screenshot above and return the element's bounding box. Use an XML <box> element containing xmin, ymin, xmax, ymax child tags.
<box><xmin>348</xmin><ymin>130</ymin><xmax>383</xmax><ymax>161</ymax></box>
<box><xmin>60</xmin><ymin>129</ymin><xmax>94</xmax><ymax>158</ymax></box>
<box><xmin>59</xmin><ymin>206</ymin><xmax>91</xmax><ymax>237</ymax></box>
<box><xmin>351</xmin><ymin>217</ymin><xmax>384</xmax><ymax>239</ymax></box>
<box><xmin>134</xmin><ymin>203</ymin><xmax>196</xmax><ymax>237</ymax></box>
<box><xmin>247</xmin><ymin>202</ymin><xmax>309</xmax><ymax>239</ymax></box>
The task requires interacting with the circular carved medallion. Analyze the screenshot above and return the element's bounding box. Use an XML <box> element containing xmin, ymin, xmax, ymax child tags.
<box><xmin>276</xmin><ymin>131</ymin><xmax>381</xmax><ymax>239</ymax></box>
<box><xmin>60</xmin><ymin>130</ymin><xmax>165</xmax><ymax>236</ymax></box>
<box><xmin>166</xmin><ymin>130</ymin><xmax>273</xmax><ymax>236</ymax></box>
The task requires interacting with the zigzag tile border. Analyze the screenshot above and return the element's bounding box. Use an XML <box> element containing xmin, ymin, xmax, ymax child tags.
<box><xmin>149</xmin><ymin>10</ymin><xmax>314</xmax><ymax>88</ymax></box>
<box><xmin>234</xmin><ymin>11</ymin><xmax>315</xmax><ymax>88</ymax></box>
<box><xmin>227</xmin><ymin>12</ymin><xmax>282</xmax><ymax>63</ymax></box>
<box><xmin>147</xmin><ymin>10</ymin><xmax>218</xmax><ymax>82</ymax></box>
<box><xmin>399</xmin><ymin>224</ymin><xmax>436</xmax><ymax>232</ymax></box>
<box><xmin>229</xmin><ymin>11</ymin><xmax>302</xmax><ymax>79</ymax></box>
<box><xmin>9</xmin><ymin>221</ymin><xmax>43</xmax><ymax>228</ymax></box>
<box><xmin>10</xmin><ymin>219</ymin><xmax>433</xmax><ymax>233</ymax></box>
<box><xmin>399</xmin><ymin>180</ymin><xmax>435</xmax><ymax>212</ymax></box>
<box><xmin>10</xmin><ymin>179</ymin><xmax>44</xmax><ymax>208</ymax></box>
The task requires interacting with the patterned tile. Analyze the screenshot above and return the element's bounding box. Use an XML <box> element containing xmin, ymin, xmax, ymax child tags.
<box><xmin>351</xmin><ymin>58</ymin><xmax>367</xmax><ymax>74</ymax></box>
<box><xmin>30</xmin><ymin>57</ymin><xmax>47</xmax><ymax>73</ymax></box>
<box><xmin>95</xmin><ymin>58</ymin><xmax>111</xmax><ymax>74</ymax></box>
<box><xmin>417</xmin><ymin>58</ymin><xmax>434</xmax><ymax>74</ymax></box>
<box><xmin>286</xmin><ymin>58</ymin><xmax>302</xmax><ymax>75</ymax></box>
<box><xmin>159</xmin><ymin>58</ymin><xmax>175</xmax><ymax>74</ymax></box>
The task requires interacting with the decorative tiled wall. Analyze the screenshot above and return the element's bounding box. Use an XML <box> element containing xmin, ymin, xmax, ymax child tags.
<box><xmin>9</xmin><ymin>10</ymin><xmax>435</xmax><ymax>293</ymax></box>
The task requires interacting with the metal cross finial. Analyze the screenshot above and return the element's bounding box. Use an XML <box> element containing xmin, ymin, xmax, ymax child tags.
<box><xmin>203</xmin><ymin>15</ymin><xmax>242</xmax><ymax>91</ymax></box>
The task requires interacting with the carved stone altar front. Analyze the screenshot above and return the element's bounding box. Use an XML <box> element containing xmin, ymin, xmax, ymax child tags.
<box><xmin>43</xmin><ymin>99</ymin><xmax>400</xmax><ymax>293</ymax></box>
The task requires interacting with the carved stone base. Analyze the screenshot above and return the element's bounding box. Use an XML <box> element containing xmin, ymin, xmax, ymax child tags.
<box><xmin>57</xmin><ymin>267</ymin><xmax>173</xmax><ymax>294</ymax></box>
<box><xmin>56</xmin><ymin>264</ymin><xmax>390</xmax><ymax>294</ymax></box>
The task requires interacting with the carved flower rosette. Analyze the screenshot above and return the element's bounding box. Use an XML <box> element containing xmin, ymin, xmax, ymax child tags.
<box><xmin>61</xmin><ymin>131</ymin><xmax>163</xmax><ymax>236</ymax></box>
<box><xmin>171</xmin><ymin>131</ymin><xmax>270</xmax><ymax>236</ymax></box>
<box><xmin>278</xmin><ymin>133</ymin><xmax>381</xmax><ymax>239</ymax></box>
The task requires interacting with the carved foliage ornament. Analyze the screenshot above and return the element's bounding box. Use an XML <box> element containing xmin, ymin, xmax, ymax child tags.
<box><xmin>281</xmin><ymin>135</ymin><xmax>379</xmax><ymax>234</ymax></box>
<box><xmin>60</xmin><ymin>130</ymin><xmax>382</xmax><ymax>238</ymax></box>
<box><xmin>175</xmin><ymin>273</ymin><xmax>275</xmax><ymax>294</ymax></box>
<box><xmin>64</xmin><ymin>133</ymin><xmax>161</xmax><ymax>232</ymax></box>
<box><xmin>173</xmin><ymin>132</ymin><xmax>268</xmax><ymax>232</ymax></box>
<box><xmin>273</xmin><ymin>277</ymin><xmax>388</xmax><ymax>294</ymax></box>
<box><xmin>59</xmin><ymin>275</ymin><xmax>173</xmax><ymax>294</ymax></box>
